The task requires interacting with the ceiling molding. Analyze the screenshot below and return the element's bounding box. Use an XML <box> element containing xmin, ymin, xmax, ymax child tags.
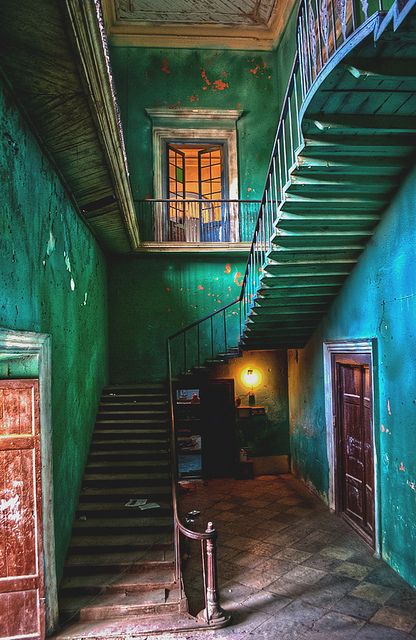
<box><xmin>102</xmin><ymin>0</ymin><xmax>298</xmax><ymax>51</ymax></box>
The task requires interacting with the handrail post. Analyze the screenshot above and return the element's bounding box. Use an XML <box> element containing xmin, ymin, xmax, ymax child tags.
<box><xmin>197</xmin><ymin>522</ymin><xmax>230</xmax><ymax>625</ymax></box>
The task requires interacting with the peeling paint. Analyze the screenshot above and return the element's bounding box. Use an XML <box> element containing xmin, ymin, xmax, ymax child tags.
<box><xmin>399</xmin><ymin>462</ymin><xmax>406</xmax><ymax>472</ymax></box>
<box><xmin>70</xmin><ymin>277</ymin><xmax>76</xmax><ymax>291</ymax></box>
<box><xmin>387</xmin><ymin>398</ymin><xmax>392</xmax><ymax>415</ymax></box>
<box><xmin>234</xmin><ymin>271</ymin><xmax>244</xmax><ymax>287</ymax></box>
<box><xmin>46</xmin><ymin>230</ymin><xmax>56</xmax><ymax>256</ymax></box>
<box><xmin>161</xmin><ymin>58</ymin><xmax>170</xmax><ymax>75</ymax></box>
<box><xmin>224</xmin><ymin>264</ymin><xmax>231</xmax><ymax>274</ymax></box>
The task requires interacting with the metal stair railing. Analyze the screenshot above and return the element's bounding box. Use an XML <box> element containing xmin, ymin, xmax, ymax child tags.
<box><xmin>166</xmin><ymin>0</ymin><xmax>390</xmax><ymax>624</ymax></box>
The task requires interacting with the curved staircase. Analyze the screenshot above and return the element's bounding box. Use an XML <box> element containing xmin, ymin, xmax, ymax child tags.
<box><xmin>242</xmin><ymin>0</ymin><xmax>416</xmax><ymax>349</ymax></box>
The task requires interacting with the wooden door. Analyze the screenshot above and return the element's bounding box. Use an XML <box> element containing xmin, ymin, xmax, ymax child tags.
<box><xmin>202</xmin><ymin>379</ymin><xmax>236</xmax><ymax>478</ymax></box>
<box><xmin>0</xmin><ymin>380</ymin><xmax>45</xmax><ymax>640</ymax></box>
<box><xmin>334</xmin><ymin>356</ymin><xmax>375</xmax><ymax>546</ymax></box>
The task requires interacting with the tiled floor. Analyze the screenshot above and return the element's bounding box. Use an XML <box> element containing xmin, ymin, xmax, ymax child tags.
<box><xmin>160</xmin><ymin>474</ymin><xmax>416</xmax><ymax>640</ymax></box>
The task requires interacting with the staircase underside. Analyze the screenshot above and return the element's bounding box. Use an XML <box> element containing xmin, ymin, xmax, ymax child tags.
<box><xmin>243</xmin><ymin>2</ymin><xmax>416</xmax><ymax>349</ymax></box>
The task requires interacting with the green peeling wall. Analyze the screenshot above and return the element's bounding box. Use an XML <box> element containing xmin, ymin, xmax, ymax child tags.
<box><xmin>108</xmin><ymin>255</ymin><xmax>246</xmax><ymax>383</ymax></box>
<box><xmin>288</xmin><ymin>163</ymin><xmax>416</xmax><ymax>588</ymax></box>
<box><xmin>110</xmin><ymin>46</ymin><xmax>279</xmax><ymax>202</ymax></box>
<box><xmin>0</xmin><ymin>79</ymin><xmax>108</xmax><ymax>580</ymax></box>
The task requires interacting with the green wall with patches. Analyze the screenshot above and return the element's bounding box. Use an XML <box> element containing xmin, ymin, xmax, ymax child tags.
<box><xmin>108</xmin><ymin>255</ymin><xmax>246</xmax><ymax>383</ymax></box>
<box><xmin>288</xmin><ymin>163</ymin><xmax>416</xmax><ymax>588</ymax></box>
<box><xmin>0</xmin><ymin>79</ymin><xmax>108</xmax><ymax>580</ymax></box>
<box><xmin>109</xmin><ymin>46</ymin><xmax>279</xmax><ymax>202</ymax></box>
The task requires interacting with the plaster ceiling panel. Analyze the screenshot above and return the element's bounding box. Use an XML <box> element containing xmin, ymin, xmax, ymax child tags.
<box><xmin>115</xmin><ymin>0</ymin><xmax>277</xmax><ymax>26</ymax></box>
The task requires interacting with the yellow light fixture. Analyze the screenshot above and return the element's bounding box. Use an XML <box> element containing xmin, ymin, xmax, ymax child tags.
<box><xmin>241</xmin><ymin>367</ymin><xmax>261</xmax><ymax>389</ymax></box>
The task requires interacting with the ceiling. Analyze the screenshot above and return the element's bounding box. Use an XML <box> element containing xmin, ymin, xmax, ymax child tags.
<box><xmin>103</xmin><ymin>0</ymin><xmax>297</xmax><ymax>50</ymax></box>
<box><xmin>115</xmin><ymin>0</ymin><xmax>276</xmax><ymax>26</ymax></box>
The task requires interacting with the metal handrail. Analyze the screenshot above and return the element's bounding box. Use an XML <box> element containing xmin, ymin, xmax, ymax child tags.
<box><xmin>166</xmin><ymin>0</ymin><xmax>386</xmax><ymax>624</ymax></box>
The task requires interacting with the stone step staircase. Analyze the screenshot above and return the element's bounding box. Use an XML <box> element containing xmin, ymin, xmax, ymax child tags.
<box><xmin>58</xmin><ymin>384</ymin><xmax>186</xmax><ymax>628</ymax></box>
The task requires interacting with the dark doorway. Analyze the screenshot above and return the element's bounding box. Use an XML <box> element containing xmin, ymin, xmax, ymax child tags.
<box><xmin>333</xmin><ymin>354</ymin><xmax>375</xmax><ymax>547</ymax></box>
<box><xmin>202</xmin><ymin>379</ymin><xmax>236</xmax><ymax>479</ymax></box>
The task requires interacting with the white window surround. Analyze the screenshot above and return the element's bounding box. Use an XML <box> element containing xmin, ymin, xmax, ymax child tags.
<box><xmin>144</xmin><ymin>108</ymin><xmax>244</xmax><ymax>246</ymax></box>
<box><xmin>322</xmin><ymin>339</ymin><xmax>380</xmax><ymax>556</ymax></box>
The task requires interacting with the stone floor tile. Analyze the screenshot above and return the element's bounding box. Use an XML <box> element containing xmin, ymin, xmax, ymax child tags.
<box><xmin>268</xmin><ymin>577</ymin><xmax>313</xmax><ymax>599</ymax></box>
<box><xmin>249</xmin><ymin>558</ymin><xmax>297</xmax><ymax>578</ymax></box>
<box><xmin>303</xmin><ymin>611</ymin><xmax>365</xmax><ymax>640</ymax></box>
<box><xmin>273</xmin><ymin>547</ymin><xmax>313</xmax><ymax>564</ymax></box>
<box><xmin>355</xmin><ymin>622</ymin><xmax>411</xmax><ymax>639</ymax></box>
<box><xmin>241</xmin><ymin>589</ymin><xmax>292</xmax><ymax>614</ymax></box>
<box><xmin>365</xmin><ymin>566</ymin><xmax>411</xmax><ymax>589</ymax></box>
<box><xmin>370</xmin><ymin>605</ymin><xmax>416</xmax><ymax>633</ymax></box>
<box><xmin>330</xmin><ymin>595</ymin><xmax>381</xmax><ymax>620</ymax></box>
<box><xmin>237</xmin><ymin>569</ymin><xmax>281</xmax><ymax>590</ymax></box>
<box><xmin>253</xmin><ymin>600</ymin><xmax>326</xmax><ymax>640</ymax></box>
<box><xmin>282</xmin><ymin>565</ymin><xmax>327</xmax><ymax>585</ymax></box>
<box><xmin>320</xmin><ymin>546</ymin><xmax>355</xmax><ymax>561</ymax></box>
<box><xmin>351</xmin><ymin>581</ymin><xmax>395</xmax><ymax>604</ymax></box>
<box><xmin>335</xmin><ymin>561</ymin><xmax>371</xmax><ymax>581</ymax></box>
<box><xmin>302</xmin><ymin>552</ymin><xmax>343</xmax><ymax>573</ymax></box>
<box><xmin>178</xmin><ymin>476</ymin><xmax>415</xmax><ymax>639</ymax></box>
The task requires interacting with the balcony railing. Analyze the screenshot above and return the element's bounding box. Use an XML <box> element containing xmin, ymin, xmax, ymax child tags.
<box><xmin>135</xmin><ymin>199</ymin><xmax>260</xmax><ymax>244</ymax></box>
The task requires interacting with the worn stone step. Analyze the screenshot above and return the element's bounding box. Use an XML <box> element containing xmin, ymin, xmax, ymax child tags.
<box><xmin>73</xmin><ymin>515</ymin><xmax>172</xmax><ymax>528</ymax></box>
<box><xmin>82</xmin><ymin>473</ymin><xmax>170</xmax><ymax>488</ymax></box>
<box><xmin>66</xmin><ymin>548</ymin><xmax>174</xmax><ymax>568</ymax></box>
<box><xmin>83</xmin><ymin>588</ymin><xmax>182</xmax><ymax>621</ymax></box>
<box><xmin>69</xmin><ymin>533</ymin><xmax>173</xmax><ymax>554</ymax></box>
<box><xmin>80</xmin><ymin>484</ymin><xmax>171</xmax><ymax>503</ymax></box>
<box><xmin>90</xmin><ymin>439</ymin><xmax>169</xmax><ymax>450</ymax></box>
<box><xmin>88</xmin><ymin>450</ymin><xmax>169</xmax><ymax>461</ymax></box>
<box><xmin>60</xmin><ymin>566</ymin><xmax>176</xmax><ymax>596</ymax></box>
<box><xmin>92</xmin><ymin>430</ymin><xmax>168</xmax><ymax>440</ymax></box>
<box><xmin>85</xmin><ymin>459</ymin><xmax>169</xmax><ymax>471</ymax></box>
<box><xmin>55</xmin><ymin>611</ymin><xmax>213</xmax><ymax>637</ymax></box>
<box><xmin>64</xmin><ymin>558</ymin><xmax>174</xmax><ymax>577</ymax></box>
<box><xmin>76</xmin><ymin>501</ymin><xmax>171</xmax><ymax>518</ymax></box>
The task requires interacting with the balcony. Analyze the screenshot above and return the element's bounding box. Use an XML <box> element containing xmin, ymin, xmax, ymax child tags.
<box><xmin>134</xmin><ymin>199</ymin><xmax>260</xmax><ymax>252</ymax></box>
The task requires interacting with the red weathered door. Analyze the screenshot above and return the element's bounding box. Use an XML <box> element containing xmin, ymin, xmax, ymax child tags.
<box><xmin>335</xmin><ymin>357</ymin><xmax>375</xmax><ymax>546</ymax></box>
<box><xmin>0</xmin><ymin>380</ymin><xmax>45</xmax><ymax>640</ymax></box>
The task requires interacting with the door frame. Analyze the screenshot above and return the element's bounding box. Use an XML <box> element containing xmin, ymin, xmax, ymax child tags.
<box><xmin>323</xmin><ymin>339</ymin><xmax>380</xmax><ymax>556</ymax></box>
<box><xmin>0</xmin><ymin>327</ymin><xmax>58</xmax><ymax>633</ymax></box>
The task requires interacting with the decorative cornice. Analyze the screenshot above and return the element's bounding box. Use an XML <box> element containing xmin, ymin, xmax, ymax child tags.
<box><xmin>65</xmin><ymin>0</ymin><xmax>140</xmax><ymax>249</ymax></box>
<box><xmin>145</xmin><ymin>108</ymin><xmax>243</xmax><ymax>123</ymax></box>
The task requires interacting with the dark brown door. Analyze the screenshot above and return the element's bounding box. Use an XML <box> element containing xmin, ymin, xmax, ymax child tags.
<box><xmin>0</xmin><ymin>380</ymin><xmax>45</xmax><ymax>640</ymax></box>
<box><xmin>334</xmin><ymin>355</ymin><xmax>375</xmax><ymax>546</ymax></box>
<box><xmin>202</xmin><ymin>379</ymin><xmax>236</xmax><ymax>478</ymax></box>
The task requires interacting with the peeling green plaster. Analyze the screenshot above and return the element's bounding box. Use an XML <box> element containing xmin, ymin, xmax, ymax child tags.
<box><xmin>109</xmin><ymin>46</ymin><xmax>279</xmax><ymax>202</ymax></box>
<box><xmin>0</xmin><ymin>79</ymin><xmax>108</xmax><ymax>581</ymax></box>
<box><xmin>108</xmin><ymin>254</ymin><xmax>245</xmax><ymax>383</ymax></box>
<box><xmin>288</xmin><ymin>163</ymin><xmax>416</xmax><ymax>588</ymax></box>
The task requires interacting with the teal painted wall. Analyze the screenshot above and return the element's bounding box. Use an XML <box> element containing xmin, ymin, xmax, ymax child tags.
<box><xmin>108</xmin><ymin>255</ymin><xmax>245</xmax><ymax>383</ymax></box>
<box><xmin>288</xmin><ymin>164</ymin><xmax>416</xmax><ymax>587</ymax></box>
<box><xmin>109</xmin><ymin>46</ymin><xmax>279</xmax><ymax>202</ymax></box>
<box><xmin>0</xmin><ymin>80</ymin><xmax>108</xmax><ymax>580</ymax></box>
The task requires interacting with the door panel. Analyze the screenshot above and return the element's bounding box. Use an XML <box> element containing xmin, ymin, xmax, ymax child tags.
<box><xmin>201</xmin><ymin>379</ymin><xmax>236</xmax><ymax>478</ymax></box>
<box><xmin>0</xmin><ymin>380</ymin><xmax>45</xmax><ymax>640</ymax></box>
<box><xmin>335</xmin><ymin>357</ymin><xmax>375</xmax><ymax>546</ymax></box>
